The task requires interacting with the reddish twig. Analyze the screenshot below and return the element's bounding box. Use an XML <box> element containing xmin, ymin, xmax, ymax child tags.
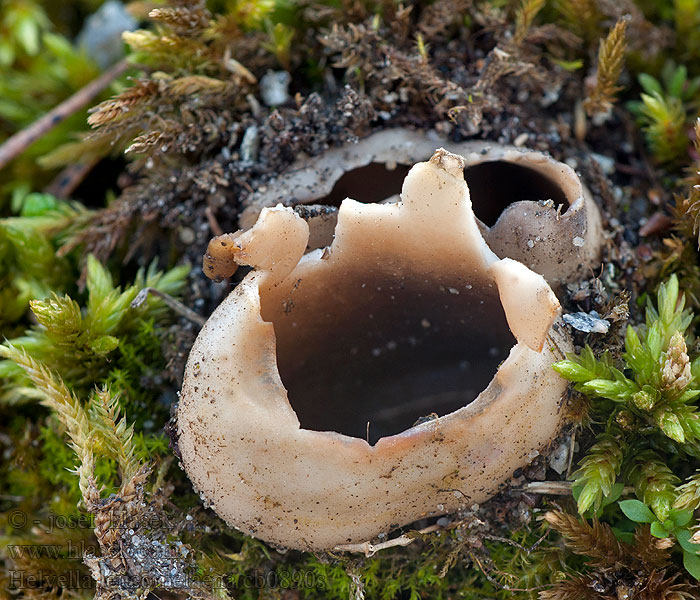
<box><xmin>0</xmin><ymin>59</ymin><xmax>129</xmax><ymax>171</ymax></box>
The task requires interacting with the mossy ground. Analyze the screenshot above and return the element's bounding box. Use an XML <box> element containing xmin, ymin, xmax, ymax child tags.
<box><xmin>4</xmin><ymin>1</ymin><xmax>700</xmax><ymax>599</ymax></box>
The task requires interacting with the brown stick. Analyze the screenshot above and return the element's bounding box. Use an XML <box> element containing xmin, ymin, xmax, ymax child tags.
<box><xmin>43</xmin><ymin>158</ymin><xmax>99</xmax><ymax>199</ymax></box>
<box><xmin>0</xmin><ymin>59</ymin><xmax>129</xmax><ymax>171</ymax></box>
<box><xmin>332</xmin><ymin>524</ymin><xmax>442</xmax><ymax>555</ymax></box>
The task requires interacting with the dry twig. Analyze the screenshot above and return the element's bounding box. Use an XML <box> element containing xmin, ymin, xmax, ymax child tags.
<box><xmin>0</xmin><ymin>59</ymin><xmax>129</xmax><ymax>170</ymax></box>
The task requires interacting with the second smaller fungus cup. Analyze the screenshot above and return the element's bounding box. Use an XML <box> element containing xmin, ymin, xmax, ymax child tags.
<box><xmin>239</xmin><ymin>128</ymin><xmax>605</xmax><ymax>287</ymax></box>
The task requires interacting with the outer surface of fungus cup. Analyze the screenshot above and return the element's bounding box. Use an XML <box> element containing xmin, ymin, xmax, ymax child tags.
<box><xmin>177</xmin><ymin>149</ymin><xmax>574</xmax><ymax>551</ymax></box>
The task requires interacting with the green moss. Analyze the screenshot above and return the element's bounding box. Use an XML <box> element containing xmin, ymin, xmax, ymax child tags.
<box><xmin>0</xmin><ymin>253</ymin><xmax>188</xmax><ymax>391</ymax></box>
<box><xmin>38</xmin><ymin>425</ymin><xmax>119</xmax><ymax>500</ymax></box>
<box><xmin>554</xmin><ymin>276</ymin><xmax>700</xmax><ymax>581</ymax></box>
<box><xmin>6</xmin><ymin>0</ymin><xmax>700</xmax><ymax>598</ymax></box>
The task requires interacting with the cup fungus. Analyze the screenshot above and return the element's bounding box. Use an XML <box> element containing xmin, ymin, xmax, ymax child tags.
<box><xmin>177</xmin><ymin>149</ymin><xmax>573</xmax><ymax>551</ymax></box>
<box><xmin>240</xmin><ymin>128</ymin><xmax>604</xmax><ymax>287</ymax></box>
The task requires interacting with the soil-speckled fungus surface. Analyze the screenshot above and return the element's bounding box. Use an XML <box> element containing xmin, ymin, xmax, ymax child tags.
<box><xmin>178</xmin><ymin>149</ymin><xmax>574</xmax><ymax>551</ymax></box>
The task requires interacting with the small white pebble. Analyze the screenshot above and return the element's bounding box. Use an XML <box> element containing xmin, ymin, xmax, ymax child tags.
<box><xmin>591</xmin><ymin>152</ymin><xmax>615</xmax><ymax>175</ymax></box>
<box><xmin>572</xmin><ymin>236</ymin><xmax>585</xmax><ymax>247</ymax></box>
<box><xmin>240</xmin><ymin>125</ymin><xmax>260</xmax><ymax>162</ymax></box>
<box><xmin>179</xmin><ymin>228</ymin><xmax>195</xmax><ymax>244</ymax></box>
<box><xmin>260</xmin><ymin>71</ymin><xmax>291</xmax><ymax>106</ymax></box>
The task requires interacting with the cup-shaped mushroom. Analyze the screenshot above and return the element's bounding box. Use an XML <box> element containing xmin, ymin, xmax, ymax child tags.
<box><xmin>178</xmin><ymin>149</ymin><xmax>573</xmax><ymax>551</ymax></box>
<box><xmin>239</xmin><ymin>128</ymin><xmax>604</xmax><ymax>287</ymax></box>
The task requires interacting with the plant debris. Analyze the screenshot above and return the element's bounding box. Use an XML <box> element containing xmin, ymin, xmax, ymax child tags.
<box><xmin>563</xmin><ymin>310</ymin><xmax>611</xmax><ymax>333</ymax></box>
